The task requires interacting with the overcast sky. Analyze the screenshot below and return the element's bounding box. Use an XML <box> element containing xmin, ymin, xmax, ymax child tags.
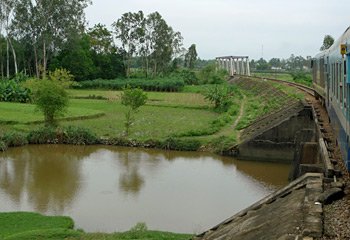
<box><xmin>85</xmin><ymin>0</ymin><xmax>349</xmax><ymax>60</ymax></box>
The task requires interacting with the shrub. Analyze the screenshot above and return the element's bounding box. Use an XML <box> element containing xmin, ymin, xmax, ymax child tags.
<box><xmin>75</xmin><ymin>77</ymin><xmax>185</xmax><ymax>92</ymax></box>
<box><xmin>120</xmin><ymin>86</ymin><xmax>148</xmax><ymax>136</ymax></box>
<box><xmin>2</xmin><ymin>131</ymin><xmax>28</xmax><ymax>147</ymax></box>
<box><xmin>27</xmin><ymin>127</ymin><xmax>58</xmax><ymax>144</ymax></box>
<box><xmin>178</xmin><ymin>69</ymin><xmax>199</xmax><ymax>85</ymax></box>
<box><xmin>203</xmin><ymin>84</ymin><xmax>233</xmax><ymax>111</ymax></box>
<box><xmin>29</xmin><ymin>79</ymin><xmax>69</xmax><ymax>126</ymax></box>
<box><xmin>0</xmin><ymin>80</ymin><xmax>31</xmax><ymax>103</ymax></box>
<box><xmin>291</xmin><ymin>71</ymin><xmax>312</xmax><ymax>86</ymax></box>
<box><xmin>160</xmin><ymin>137</ymin><xmax>202</xmax><ymax>151</ymax></box>
<box><xmin>198</xmin><ymin>64</ymin><xmax>228</xmax><ymax>84</ymax></box>
<box><xmin>28</xmin><ymin>126</ymin><xmax>99</xmax><ymax>145</ymax></box>
<box><xmin>130</xmin><ymin>222</ymin><xmax>148</xmax><ymax>232</ymax></box>
<box><xmin>62</xmin><ymin>126</ymin><xmax>99</xmax><ymax>145</ymax></box>
<box><xmin>48</xmin><ymin>68</ymin><xmax>77</xmax><ymax>89</ymax></box>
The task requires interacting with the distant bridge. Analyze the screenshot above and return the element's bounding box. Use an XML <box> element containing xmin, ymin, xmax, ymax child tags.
<box><xmin>216</xmin><ymin>56</ymin><xmax>251</xmax><ymax>76</ymax></box>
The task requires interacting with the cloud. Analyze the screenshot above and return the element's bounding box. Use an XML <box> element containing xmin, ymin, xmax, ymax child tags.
<box><xmin>86</xmin><ymin>0</ymin><xmax>350</xmax><ymax>60</ymax></box>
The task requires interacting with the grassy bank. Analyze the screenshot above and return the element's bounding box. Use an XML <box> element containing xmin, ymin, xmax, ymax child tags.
<box><xmin>0</xmin><ymin>212</ymin><xmax>191</xmax><ymax>240</ymax></box>
<box><xmin>0</xmin><ymin>79</ymin><xmax>303</xmax><ymax>239</ymax></box>
<box><xmin>0</xmin><ymin>79</ymin><xmax>303</xmax><ymax>152</ymax></box>
<box><xmin>252</xmin><ymin>72</ymin><xmax>312</xmax><ymax>87</ymax></box>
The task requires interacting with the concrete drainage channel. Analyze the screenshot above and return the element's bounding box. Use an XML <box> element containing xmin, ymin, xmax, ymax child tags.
<box><xmin>194</xmin><ymin>96</ymin><xmax>347</xmax><ymax>239</ymax></box>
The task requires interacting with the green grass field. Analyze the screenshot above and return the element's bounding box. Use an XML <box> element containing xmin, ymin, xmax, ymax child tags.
<box><xmin>0</xmin><ymin>91</ymin><xmax>219</xmax><ymax>141</ymax></box>
<box><xmin>0</xmin><ymin>81</ymin><xmax>302</xmax><ymax>143</ymax></box>
<box><xmin>0</xmin><ymin>212</ymin><xmax>191</xmax><ymax>240</ymax></box>
<box><xmin>0</xmin><ymin>102</ymin><xmax>103</xmax><ymax>124</ymax></box>
<box><xmin>252</xmin><ymin>72</ymin><xmax>293</xmax><ymax>81</ymax></box>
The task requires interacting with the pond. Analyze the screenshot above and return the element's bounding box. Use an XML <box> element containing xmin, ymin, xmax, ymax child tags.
<box><xmin>0</xmin><ymin>145</ymin><xmax>290</xmax><ymax>233</ymax></box>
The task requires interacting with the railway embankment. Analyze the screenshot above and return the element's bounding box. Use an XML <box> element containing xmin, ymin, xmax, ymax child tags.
<box><xmin>195</xmin><ymin>77</ymin><xmax>349</xmax><ymax>240</ymax></box>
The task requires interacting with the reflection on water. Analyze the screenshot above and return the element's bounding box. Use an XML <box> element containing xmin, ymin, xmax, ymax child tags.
<box><xmin>0</xmin><ymin>145</ymin><xmax>290</xmax><ymax>233</ymax></box>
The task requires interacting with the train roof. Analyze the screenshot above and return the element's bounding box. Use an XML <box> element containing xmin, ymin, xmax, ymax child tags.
<box><xmin>328</xmin><ymin>26</ymin><xmax>350</xmax><ymax>52</ymax></box>
<box><xmin>313</xmin><ymin>26</ymin><xmax>350</xmax><ymax>59</ymax></box>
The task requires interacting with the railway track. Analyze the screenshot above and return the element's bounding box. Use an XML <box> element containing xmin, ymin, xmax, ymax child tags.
<box><xmin>246</xmin><ymin>75</ymin><xmax>315</xmax><ymax>96</ymax></box>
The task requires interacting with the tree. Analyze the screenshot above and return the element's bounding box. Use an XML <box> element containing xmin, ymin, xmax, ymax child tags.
<box><xmin>0</xmin><ymin>0</ymin><xmax>18</xmax><ymax>77</ymax></box>
<box><xmin>198</xmin><ymin>63</ymin><xmax>228</xmax><ymax>84</ymax></box>
<box><xmin>203</xmin><ymin>85</ymin><xmax>232</xmax><ymax>111</ymax></box>
<box><xmin>184</xmin><ymin>44</ymin><xmax>197</xmax><ymax>69</ymax></box>
<box><xmin>88</xmin><ymin>24</ymin><xmax>125</xmax><ymax>79</ymax></box>
<box><xmin>269</xmin><ymin>58</ymin><xmax>281</xmax><ymax>68</ymax></box>
<box><xmin>112</xmin><ymin>11</ymin><xmax>145</xmax><ymax>77</ymax></box>
<box><xmin>120</xmin><ymin>86</ymin><xmax>147</xmax><ymax>136</ymax></box>
<box><xmin>30</xmin><ymin>79</ymin><xmax>69</xmax><ymax>126</ymax></box>
<box><xmin>256</xmin><ymin>58</ymin><xmax>270</xmax><ymax>70</ymax></box>
<box><xmin>50</xmin><ymin>34</ymin><xmax>96</xmax><ymax>81</ymax></box>
<box><xmin>12</xmin><ymin>0</ymin><xmax>91</xmax><ymax>78</ymax></box>
<box><xmin>113</xmin><ymin>11</ymin><xmax>183</xmax><ymax>77</ymax></box>
<box><xmin>146</xmin><ymin>12</ymin><xmax>182</xmax><ymax>76</ymax></box>
<box><xmin>320</xmin><ymin>35</ymin><xmax>334</xmax><ymax>51</ymax></box>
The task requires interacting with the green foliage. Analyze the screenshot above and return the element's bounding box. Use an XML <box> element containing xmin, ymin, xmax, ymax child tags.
<box><xmin>27</xmin><ymin>127</ymin><xmax>59</xmax><ymax>144</ymax></box>
<box><xmin>27</xmin><ymin>126</ymin><xmax>99</xmax><ymax>145</ymax></box>
<box><xmin>80</xmin><ymin>230</ymin><xmax>191</xmax><ymax>240</ymax></box>
<box><xmin>62</xmin><ymin>126</ymin><xmax>99</xmax><ymax>145</ymax></box>
<box><xmin>1</xmin><ymin>131</ymin><xmax>28</xmax><ymax>147</ymax></box>
<box><xmin>0</xmin><ymin>212</ymin><xmax>190</xmax><ymax>240</ymax></box>
<box><xmin>160</xmin><ymin>137</ymin><xmax>202</xmax><ymax>151</ymax></box>
<box><xmin>12</xmin><ymin>0</ymin><xmax>91</xmax><ymax>77</ymax></box>
<box><xmin>130</xmin><ymin>222</ymin><xmax>148</xmax><ymax>232</ymax></box>
<box><xmin>121</xmin><ymin>86</ymin><xmax>148</xmax><ymax>111</ymax></box>
<box><xmin>12</xmin><ymin>72</ymin><xmax>30</xmax><ymax>83</ymax></box>
<box><xmin>0</xmin><ymin>80</ymin><xmax>31</xmax><ymax>103</ymax></box>
<box><xmin>255</xmin><ymin>58</ymin><xmax>270</xmax><ymax>71</ymax></box>
<box><xmin>48</xmin><ymin>68</ymin><xmax>76</xmax><ymax>89</ymax></box>
<box><xmin>210</xmin><ymin>136</ymin><xmax>236</xmax><ymax>154</ymax></box>
<box><xmin>290</xmin><ymin>71</ymin><xmax>312</xmax><ymax>86</ymax></box>
<box><xmin>4</xmin><ymin>228</ymin><xmax>82</xmax><ymax>240</ymax></box>
<box><xmin>29</xmin><ymin>79</ymin><xmax>69</xmax><ymax>126</ymax></box>
<box><xmin>203</xmin><ymin>84</ymin><xmax>233</xmax><ymax>111</ymax></box>
<box><xmin>198</xmin><ymin>64</ymin><xmax>228</xmax><ymax>84</ymax></box>
<box><xmin>0</xmin><ymin>212</ymin><xmax>75</xmax><ymax>239</ymax></box>
<box><xmin>121</xmin><ymin>86</ymin><xmax>148</xmax><ymax>136</ymax></box>
<box><xmin>76</xmin><ymin>78</ymin><xmax>185</xmax><ymax>92</ymax></box>
<box><xmin>184</xmin><ymin>44</ymin><xmax>197</xmax><ymax>69</ymax></box>
<box><xmin>178</xmin><ymin>69</ymin><xmax>199</xmax><ymax>85</ymax></box>
<box><xmin>320</xmin><ymin>34</ymin><xmax>334</xmax><ymax>51</ymax></box>
<box><xmin>113</xmin><ymin>11</ymin><xmax>183</xmax><ymax>77</ymax></box>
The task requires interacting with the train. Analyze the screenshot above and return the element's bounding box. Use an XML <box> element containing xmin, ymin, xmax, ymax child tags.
<box><xmin>312</xmin><ymin>26</ymin><xmax>350</xmax><ymax>170</ymax></box>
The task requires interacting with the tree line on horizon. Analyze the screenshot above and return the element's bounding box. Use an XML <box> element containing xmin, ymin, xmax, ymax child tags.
<box><xmin>0</xmin><ymin>0</ymin><xmax>335</xmax><ymax>81</ymax></box>
<box><xmin>0</xmin><ymin>1</ymin><xmax>199</xmax><ymax>81</ymax></box>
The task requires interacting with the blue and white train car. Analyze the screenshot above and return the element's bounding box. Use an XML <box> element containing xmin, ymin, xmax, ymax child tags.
<box><xmin>312</xmin><ymin>26</ymin><xmax>350</xmax><ymax>170</ymax></box>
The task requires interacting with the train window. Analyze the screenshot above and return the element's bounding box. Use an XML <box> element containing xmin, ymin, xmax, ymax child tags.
<box><xmin>344</xmin><ymin>76</ymin><xmax>347</xmax><ymax>108</ymax></box>
<box><xmin>340</xmin><ymin>85</ymin><xmax>343</xmax><ymax>104</ymax></box>
<box><xmin>333</xmin><ymin>64</ymin><xmax>335</xmax><ymax>95</ymax></box>
<box><xmin>335</xmin><ymin>63</ymin><xmax>339</xmax><ymax>100</ymax></box>
<box><xmin>345</xmin><ymin>60</ymin><xmax>347</xmax><ymax>75</ymax></box>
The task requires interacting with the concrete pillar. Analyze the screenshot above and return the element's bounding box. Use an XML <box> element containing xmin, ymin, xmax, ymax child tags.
<box><xmin>246</xmin><ymin>58</ymin><xmax>251</xmax><ymax>76</ymax></box>
<box><xmin>241</xmin><ymin>59</ymin><xmax>245</xmax><ymax>75</ymax></box>
<box><xmin>230</xmin><ymin>57</ymin><xmax>234</xmax><ymax>76</ymax></box>
<box><xmin>237</xmin><ymin>58</ymin><xmax>240</xmax><ymax>74</ymax></box>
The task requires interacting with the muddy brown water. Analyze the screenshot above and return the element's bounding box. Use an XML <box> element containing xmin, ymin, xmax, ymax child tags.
<box><xmin>0</xmin><ymin>145</ymin><xmax>290</xmax><ymax>233</ymax></box>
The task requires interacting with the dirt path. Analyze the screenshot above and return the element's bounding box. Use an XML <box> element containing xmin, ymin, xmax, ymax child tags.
<box><xmin>232</xmin><ymin>95</ymin><xmax>246</xmax><ymax>141</ymax></box>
